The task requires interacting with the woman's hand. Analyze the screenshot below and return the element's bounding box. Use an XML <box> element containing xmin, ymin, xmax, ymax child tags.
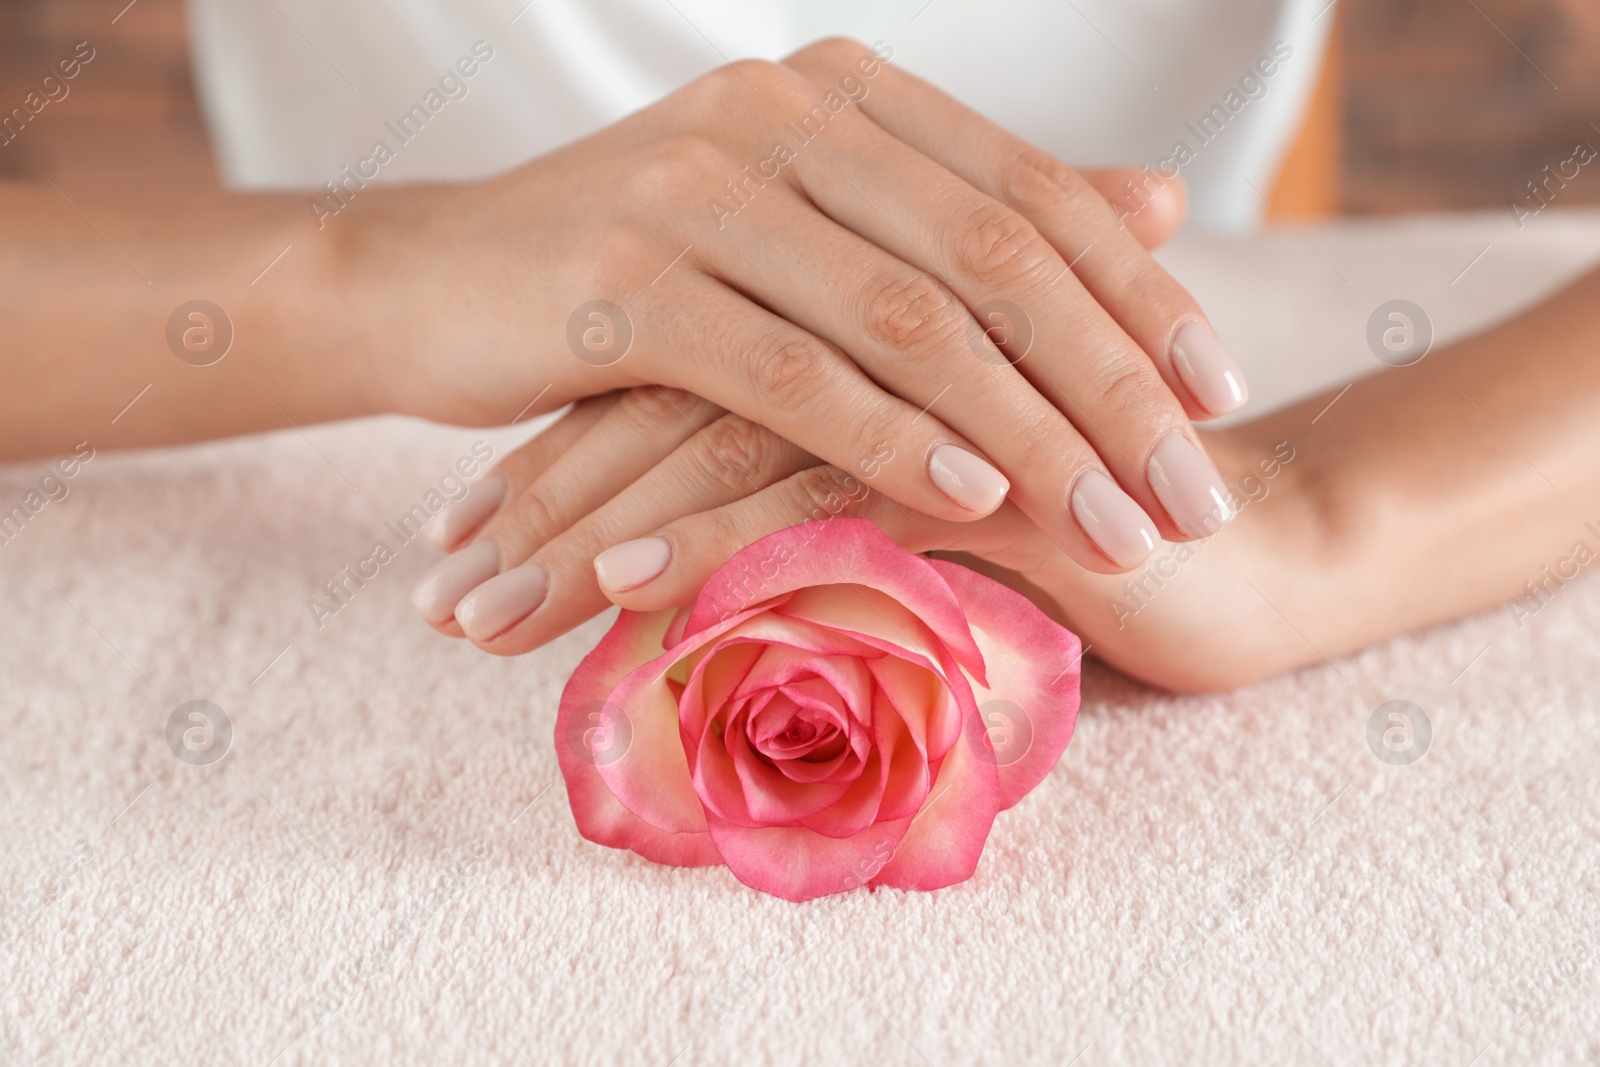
<box><xmin>410</xmin><ymin>164</ymin><xmax>1203</xmax><ymax>654</ymax></box>
<box><xmin>412</xmin><ymin>389</ymin><xmax>1322</xmax><ymax>692</ymax></box>
<box><xmin>373</xmin><ymin>37</ymin><xmax>1246</xmax><ymax>577</ymax></box>
<box><xmin>401</xmin><ymin>253</ymin><xmax>1600</xmax><ymax>692</ymax></box>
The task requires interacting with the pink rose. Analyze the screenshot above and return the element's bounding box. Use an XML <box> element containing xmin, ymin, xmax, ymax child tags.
<box><xmin>556</xmin><ymin>518</ymin><xmax>1082</xmax><ymax>901</ymax></box>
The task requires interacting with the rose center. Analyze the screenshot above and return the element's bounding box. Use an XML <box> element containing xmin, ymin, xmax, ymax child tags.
<box><xmin>781</xmin><ymin>719</ymin><xmax>818</xmax><ymax>746</ymax></box>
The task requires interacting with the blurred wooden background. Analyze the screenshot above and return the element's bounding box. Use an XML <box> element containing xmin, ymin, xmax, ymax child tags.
<box><xmin>1</xmin><ymin>0</ymin><xmax>1598</xmax><ymax>216</ymax></box>
<box><xmin>0</xmin><ymin>0</ymin><xmax>216</xmax><ymax>186</ymax></box>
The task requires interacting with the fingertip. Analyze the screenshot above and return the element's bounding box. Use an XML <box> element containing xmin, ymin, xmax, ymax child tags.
<box><xmin>593</xmin><ymin>536</ymin><xmax>673</xmax><ymax>596</ymax></box>
<box><xmin>453</xmin><ymin>563</ymin><xmax>549</xmax><ymax>644</ymax></box>
<box><xmin>1083</xmin><ymin>167</ymin><xmax>1189</xmax><ymax>249</ymax></box>
<box><xmin>423</xmin><ymin>473</ymin><xmax>507</xmax><ymax>549</ymax></box>
<box><xmin>429</xmin><ymin>618</ymin><xmax>468</xmax><ymax>639</ymax></box>
<box><xmin>1170</xmin><ymin>321</ymin><xmax>1249</xmax><ymax>419</ymax></box>
<box><xmin>410</xmin><ymin>540</ymin><xmax>500</xmax><ymax>624</ymax></box>
<box><xmin>1068</xmin><ymin>469</ymin><xmax>1161</xmax><ymax>571</ymax></box>
<box><xmin>1131</xmin><ymin>173</ymin><xmax>1188</xmax><ymax>248</ymax></box>
<box><xmin>596</xmin><ymin>533</ymin><xmax>710</xmax><ymax>613</ymax></box>
<box><xmin>928</xmin><ymin>443</ymin><xmax>1010</xmax><ymax>517</ymax></box>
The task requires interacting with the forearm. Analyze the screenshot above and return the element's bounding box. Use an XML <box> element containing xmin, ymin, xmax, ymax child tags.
<box><xmin>0</xmin><ymin>182</ymin><xmax>388</xmax><ymax>459</ymax></box>
<box><xmin>1247</xmin><ymin>265</ymin><xmax>1600</xmax><ymax>652</ymax></box>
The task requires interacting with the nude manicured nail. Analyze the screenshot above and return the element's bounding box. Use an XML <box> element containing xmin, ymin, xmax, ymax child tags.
<box><xmin>1171</xmin><ymin>322</ymin><xmax>1248</xmax><ymax>416</ymax></box>
<box><xmin>929</xmin><ymin>444</ymin><xmax>1010</xmax><ymax>514</ymax></box>
<box><xmin>1146</xmin><ymin>432</ymin><xmax>1235</xmax><ymax>538</ymax></box>
<box><xmin>455</xmin><ymin>563</ymin><xmax>548</xmax><ymax>642</ymax></box>
<box><xmin>1070</xmin><ymin>470</ymin><xmax>1159</xmax><ymax>568</ymax></box>
<box><xmin>424</xmin><ymin>474</ymin><xmax>506</xmax><ymax>548</ymax></box>
<box><xmin>595</xmin><ymin>537</ymin><xmax>671</xmax><ymax>594</ymax></box>
<box><xmin>410</xmin><ymin>540</ymin><xmax>500</xmax><ymax>624</ymax></box>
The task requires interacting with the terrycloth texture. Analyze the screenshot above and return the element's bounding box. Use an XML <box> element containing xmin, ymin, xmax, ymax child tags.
<box><xmin>3</xmin><ymin>208</ymin><xmax>1600</xmax><ymax>1066</ymax></box>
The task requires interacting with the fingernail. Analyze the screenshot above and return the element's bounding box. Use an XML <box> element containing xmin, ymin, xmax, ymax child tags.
<box><xmin>1069</xmin><ymin>470</ymin><xmax>1159</xmax><ymax>568</ymax></box>
<box><xmin>455</xmin><ymin>562</ymin><xmax>549</xmax><ymax>642</ymax></box>
<box><xmin>594</xmin><ymin>537</ymin><xmax>671</xmax><ymax>594</ymax></box>
<box><xmin>1146</xmin><ymin>432</ymin><xmax>1235</xmax><ymax>538</ymax></box>
<box><xmin>424</xmin><ymin>474</ymin><xmax>506</xmax><ymax>548</ymax></box>
<box><xmin>1171</xmin><ymin>322</ymin><xmax>1248</xmax><ymax>416</ymax></box>
<box><xmin>929</xmin><ymin>443</ymin><xmax>1009</xmax><ymax>515</ymax></box>
<box><xmin>410</xmin><ymin>540</ymin><xmax>501</xmax><ymax>624</ymax></box>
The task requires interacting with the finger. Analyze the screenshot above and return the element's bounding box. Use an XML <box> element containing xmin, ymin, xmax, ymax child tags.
<box><xmin>1079</xmin><ymin>167</ymin><xmax>1189</xmax><ymax>250</ymax></box>
<box><xmin>785</xmin><ymin>39</ymin><xmax>1246</xmax><ymax>422</ymax></box>
<box><xmin>638</xmin><ymin>274</ymin><xmax>1012</xmax><ymax>524</ymax></box>
<box><xmin>699</xmin><ymin>168</ymin><xmax>1168</xmax><ymax>569</ymax></box>
<box><xmin>411</xmin><ymin>388</ymin><xmax>721</xmax><ymax>635</ymax></box>
<box><xmin>599</xmin><ymin>464</ymin><xmax>1041</xmax><ymax>615</ymax></box>
<box><xmin>422</xmin><ymin>395</ymin><xmax>619</xmax><ymax>552</ymax></box>
<box><xmin>746</xmin><ymin>60</ymin><xmax>1230</xmax><ymax>545</ymax></box>
<box><xmin>452</xmin><ymin>415</ymin><xmax>814</xmax><ymax>655</ymax></box>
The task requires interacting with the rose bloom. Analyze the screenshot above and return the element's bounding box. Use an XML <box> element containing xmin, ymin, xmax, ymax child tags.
<box><xmin>556</xmin><ymin>519</ymin><xmax>1082</xmax><ymax>902</ymax></box>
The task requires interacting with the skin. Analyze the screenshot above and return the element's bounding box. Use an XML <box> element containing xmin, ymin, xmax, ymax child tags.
<box><xmin>418</xmin><ymin>185</ymin><xmax>1191</xmax><ymax>645</ymax></box>
<box><xmin>0</xmin><ymin>39</ymin><xmax>1237</xmax><ymax>576</ymax></box>
<box><xmin>434</xmin><ymin>263</ymin><xmax>1600</xmax><ymax>691</ymax></box>
<box><xmin>8</xmin><ymin>29</ymin><xmax>1591</xmax><ymax>692</ymax></box>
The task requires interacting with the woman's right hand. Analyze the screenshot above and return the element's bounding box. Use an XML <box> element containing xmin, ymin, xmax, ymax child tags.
<box><xmin>370</xmin><ymin>37</ymin><xmax>1246</xmax><ymax>575</ymax></box>
<box><xmin>409</xmin><ymin>386</ymin><xmax>1307</xmax><ymax>692</ymax></box>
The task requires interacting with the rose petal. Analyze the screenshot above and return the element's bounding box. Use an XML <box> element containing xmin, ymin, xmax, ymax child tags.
<box><xmin>677</xmin><ymin>615</ymin><xmax>880</xmax><ymax>744</ymax></box>
<box><xmin>772</xmin><ymin>737</ymin><xmax>853</xmax><ymax>783</ymax></box>
<box><xmin>761</xmin><ymin>596</ymin><xmax>982</xmax><ymax>759</ymax></box>
<box><xmin>865</xmin><ymin>654</ymin><xmax>964</xmax><ymax>764</ymax></box>
<box><xmin>729</xmin><ymin>726</ymin><xmax>852</xmax><ymax>822</ymax></box>
<box><xmin>868</xmin><ymin>682</ymin><xmax>935</xmax><ymax>824</ymax></box>
<box><xmin>797</xmin><ymin>685</ymin><xmax>924</xmax><ymax>839</ymax></box>
<box><xmin>692</xmin><ymin>713</ymin><xmax>853</xmax><ymax>828</ymax></box>
<box><xmin>776</xmin><ymin>585</ymin><xmax>967</xmax><ymax>689</ymax></box>
<box><xmin>748</xmin><ymin>686</ymin><xmax>847</xmax><ymax>760</ymax></box>
<box><xmin>706</xmin><ymin>814</ymin><xmax>912</xmax><ymax>902</ymax></box>
<box><xmin>871</xmin><ymin>710</ymin><xmax>1003</xmax><ymax>893</ymax></box>
<box><xmin>596</xmin><ymin>650</ymin><xmax>719</xmax><ymax>837</ymax></box>
<box><xmin>753</xmin><ymin>703</ymin><xmax>828</xmax><ymax>749</ymax></box>
<box><xmin>681</xmin><ymin>642</ymin><xmax>764</xmax><ymax>736</ymax></box>
<box><xmin>684</xmin><ymin>520</ymin><xmax>985</xmax><ymax>681</ymax></box>
<box><xmin>734</xmin><ymin>644</ymin><xmax>874</xmax><ymax>709</ymax></box>
<box><xmin>556</xmin><ymin>609</ymin><xmax>718</xmax><ymax>865</ymax></box>
<box><xmin>925</xmin><ymin>559</ymin><xmax>1082</xmax><ymax>809</ymax></box>
<box><xmin>665</xmin><ymin>593</ymin><xmax>794</xmax><ymax>647</ymax></box>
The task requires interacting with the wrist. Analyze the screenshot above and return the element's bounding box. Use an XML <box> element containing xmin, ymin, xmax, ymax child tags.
<box><xmin>335</xmin><ymin>179</ymin><xmax>601</xmax><ymax>427</ymax></box>
<box><xmin>1200</xmin><ymin>412</ymin><xmax>1355</xmax><ymax>614</ymax></box>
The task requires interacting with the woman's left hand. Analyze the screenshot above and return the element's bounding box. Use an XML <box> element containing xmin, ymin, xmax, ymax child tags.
<box><xmin>412</xmin><ymin>365</ymin><xmax>1325</xmax><ymax>693</ymax></box>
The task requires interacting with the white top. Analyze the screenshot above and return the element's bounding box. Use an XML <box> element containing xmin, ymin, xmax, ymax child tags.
<box><xmin>185</xmin><ymin>0</ymin><xmax>1332</xmax><ymax>231</ymax></box>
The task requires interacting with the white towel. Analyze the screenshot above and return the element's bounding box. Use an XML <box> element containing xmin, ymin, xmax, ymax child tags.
<box><xmin>3</xmin><ymin>207</ymin><xmax>1599</xmax><ymax>1065</ymax></box>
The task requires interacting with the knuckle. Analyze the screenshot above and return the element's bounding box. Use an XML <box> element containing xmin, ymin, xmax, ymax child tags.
<box><xmin>1001</xmin><ymin>147</ymin><xmax>1097</xmax><ymax>217</ymax></box>
<box><xmin>861</xmin><ymin>270</ymin><xmax>965</xmax><ymax>352</ymax></box>
<box><xmin>748</xmin><ymin>333</ymin><xmax>827</xmax><ymax>410</ymax></box>
<box><xmin>586</xmin><ymin>223</ymin><xmax>661</xmax><ymax>294</ymax></box>
<box><xmin>693</xmin><ymin>415</ymin><xmax>773</xmax><ymax>491</ymax></box>
<box><xmin>953</xmin><ymin>201</ymin><xmax>1055</xmax><ymax>288</ymax></box>
<box><xmin>1086</xmin><ymin>356</ymin><xmax>1156</xmax><ymax>413</ymax></box>
<box><xmin>787</xmin><ymin>465</ymin><xmax>867</xmax><ymax>522</ymax></box>
<box><xmin>849</xmin><ymin>404</ymin><xmax>905</xmax><ymax>475</ymax></box>
<box><xmin>699</xmin><ymin>57</ymin><xmax>808</xmax><ymax>114</ymax></box>
<box><xmin>618</xmin><ymin>385</ymin><xmax>695</xmax><ymax>425</ymax></box>
<box><xmin>734</xmin><ymin>58</ymin><xmax>793</xmax><ymax>94</ymax></box>
<box><xmin>787</xmin><ymin>36</ymin><xmax>871</xmax><ymax>67</ymax></box>
<box><xmin>1006</xmin><ymin>405</ymin><xmax>1096</xmax><ymax>480</ymax></box>
<box><xmin>494</xmin><ymin>486</ymin><xmax>563</xmax><ymax>552</ymax></box>
<box><xmin>670</xmin><ymin>506</ymin><xmax>746</xmax><ymax>572</ymax></box>
<box><xmin>697</xmin><ymin>505</ymin><xmax>752</xmax><ymax>563</ymax></box>
<box><xmin>1120</xmin><ymin>261</ymin><xmax>1198</xmax><ymax>325</ymax></box>
<box><xmin>631</xmin><ymin>134</ymin><xmax>728</xmax><ymax>197</ymax></box>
